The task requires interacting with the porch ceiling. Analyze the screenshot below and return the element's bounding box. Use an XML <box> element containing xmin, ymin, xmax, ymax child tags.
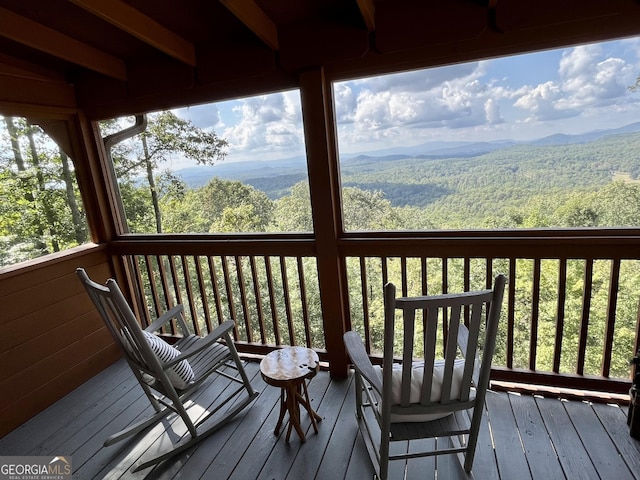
<box><xmin>1</xmin><ymin>0</ymin><xmax>640</xmax><ymax>118</ymax></box>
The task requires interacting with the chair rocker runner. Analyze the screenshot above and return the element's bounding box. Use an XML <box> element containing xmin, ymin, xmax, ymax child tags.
<box><xmin>344</xmin><ymin>275</ymin><xmax>506</xmax><ymax>480</ymax></box>
<box><xmin>76</xmin><ymin>268</ymin><xmax>258</xmax><ymax>472</ymax></box>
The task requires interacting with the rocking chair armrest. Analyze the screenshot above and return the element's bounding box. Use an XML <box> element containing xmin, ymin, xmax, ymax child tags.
<box><xmin>165</xmin><ymin>320</ymin><xmax>236</xmax><ymax>367</ymax></box>
<box><xmin>344</xmin><ymin>331</ymin><xmax>382</xmax><ymax>394</ymax></box>
<box><xmin>145</xmin><ymin>305</ymin><xmax>190</xmax><ymax>335</ymax></box>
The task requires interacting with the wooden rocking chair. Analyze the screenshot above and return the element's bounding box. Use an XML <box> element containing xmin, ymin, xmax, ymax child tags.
<box><xmin>76</xmin><ymin>268</ymin><xmax>258</xmax><ymax>472</ymax></box>
<box><xmin>344</xmin><ymin>275</ymin><xmax>506</xmax><ymax>479</ymax></box>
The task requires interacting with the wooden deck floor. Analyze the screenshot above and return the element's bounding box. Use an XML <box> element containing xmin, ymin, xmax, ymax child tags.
<box><xmin>1</xmin><ymin>359</ymin><xmax>639</xmax><ymax>480</ymax></box>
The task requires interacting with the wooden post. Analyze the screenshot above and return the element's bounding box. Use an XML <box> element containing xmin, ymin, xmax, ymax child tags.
<box><xmin>299</xmin><ymin>67</ymin><xmax>350</xmax><ymax>377</ymax></box>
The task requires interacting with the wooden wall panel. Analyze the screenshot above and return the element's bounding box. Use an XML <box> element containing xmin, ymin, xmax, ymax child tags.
<box><xmin>0</xmin><ymin>245</ymin><xmax>120</xmax><ymax>437</ymax></box>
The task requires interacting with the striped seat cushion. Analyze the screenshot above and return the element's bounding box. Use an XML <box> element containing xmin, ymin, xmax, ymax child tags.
<box><xmin>143</xmin><ymin>331</ymin><xmax>195</xmax><ymax>389</ymax></box>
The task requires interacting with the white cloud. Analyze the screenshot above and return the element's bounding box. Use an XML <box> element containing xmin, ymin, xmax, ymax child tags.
<box><xmin>339</xmin><ymin>62</ymin><xmax>504</xmax><ymax>148</ymax></box>
<box><xmin>513</xmin><ymin>44</ymin><xmax>636</xmax><ymax>122</ymax></box>
<box><xmin>362</xmin><ymin>63</ymin><xmax>480</xmax><ymax>93</ymax></box>
<box><xmin>173</xmin><ymin>38</ymin><xmax>640</xmax><ymax>159</ymax></box>
<box><xmin>221</xmin><ymin>91</ymin><xmax>304</xmax><ymax>160</ymax></box>
<box><xmin>334</xmin><ymin>83</ymin><xmax>357</xmax><ymax>123</ymax></box>
<box><xmin>484</xmin><ymin>98</ymin><xmax>503</xmax><ymax>125</ymax></box>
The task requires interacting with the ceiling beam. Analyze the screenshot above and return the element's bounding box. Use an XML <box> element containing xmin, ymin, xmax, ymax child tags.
<box><xmin>0</xmin><ymin>7</ymin><xmax>127</xmax><ymax>81</ymax></box>
<box><xmin>70</xmin><ymin>0</ymin><xmax>197</xmax><ymax>66</ymax></box>
<box><xmin>356</xmin><ymin>0</ymin><xmax>375</xmax><ymax>31</ymax></box>
<box><xmin>0</xmin><ymin>53</ymin><xmax>66</xmax><ymax>83</ymax></box>
<box><xmin>220</xmin><ymin>0</ymin><xmax>279</xmax><ymax>51</ymax></box>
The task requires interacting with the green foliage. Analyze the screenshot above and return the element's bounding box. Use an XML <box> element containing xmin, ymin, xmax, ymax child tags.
<box><xmin>142</xmin><ymin>111</ymin><xmax>228</xmax><ymax>168</ymax></box>
<box><xmin>342</xmin><ymin>187</ymin><xmax>403</xmax><ymax>230</ymax></box>
<box><xmin>106</xmin><ymin>111</ymin><xmax>228</xmax><ymax>233</ymax></box>
<box><xmin>0</xmin><ymin>117</ymin><xmax>89</xmax><ymax>266</ymax></box>
<box><xmin>273</xmin><ymin>182</ymin><xmax>312</xmax><ymax>232</ymax></box>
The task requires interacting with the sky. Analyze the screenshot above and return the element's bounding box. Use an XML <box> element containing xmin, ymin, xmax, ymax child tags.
<box><xmin>174</xmin><ymin>35</ymin><xmax>640</xmax><ymax>165</ymax></box>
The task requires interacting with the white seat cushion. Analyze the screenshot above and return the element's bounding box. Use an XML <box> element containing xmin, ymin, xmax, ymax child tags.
<box><xmin>142</xmin><ymin>331</ymin><xmax>195</xmax><ymax>389</ymax></box>
<box><xmin>374</xmin><ymin>358</ymin><xmax>469</xmax><ymax>422</ymax></box>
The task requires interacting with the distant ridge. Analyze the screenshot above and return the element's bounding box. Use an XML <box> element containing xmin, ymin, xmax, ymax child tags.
<box><xmin>531</xmin><ymin>122</ymin><xmax>640</xmax><ymax>146</ymax></box>
<box><xmin>174</xmin><ymin>122</ymin><xmax>640</xmax><ymax>189</ymax></box>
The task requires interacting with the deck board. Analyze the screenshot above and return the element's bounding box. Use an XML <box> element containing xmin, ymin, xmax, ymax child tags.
<box><xmin>565</xmin><ymin>399</ymin><xmax>634</xmax><ymax>480</ymax></box>
<box><xmin>536</xmin><ymin>396</ymin><xmax>600</xmax><ymax>479</ymax></box>
<box><xmin>485</xmin><ymin>390</ymin><xmax>533</xmax><ymax>480</ymax></box>
<box><xmin>0</xmin><ymin>359</ymin><xmax>637</xmax><ymax>480</ymax></box>
<box><xmin>593</xmin><ymin>402</ymin><xmax>640</xmax><ymax>480</ymax></box>
<box><xmin>509</xmin><ymin>393</ymin><xmax>565</xmax><ymax>480</ymax></box>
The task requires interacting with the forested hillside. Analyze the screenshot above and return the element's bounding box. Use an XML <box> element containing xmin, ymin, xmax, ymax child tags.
<box><xmin>341</xmin><ymin>131</ymin><xmax>640</xmax><ymax>209</ymax></box>
<box><xmin>234</xmin><ymin>130</ymin><xmax>640</xmax><ymax>230</ymax></box>
<box><xmin>3</xmin><ymin>116</ymin><xmax>640</xmax><ymax>381</ymax></box>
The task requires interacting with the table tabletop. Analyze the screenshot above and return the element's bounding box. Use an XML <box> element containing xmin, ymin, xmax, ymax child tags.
<box><xmin>260</xmin><ymin>346</ymin><xmax>319</xmax><ymax>386</ymax></box>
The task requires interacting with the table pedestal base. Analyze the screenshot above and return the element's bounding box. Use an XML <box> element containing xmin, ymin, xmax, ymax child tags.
<box><xmin>274</xmin><ymin>380</ymin><xmax>322</xmax><ymax>442</ymax></box>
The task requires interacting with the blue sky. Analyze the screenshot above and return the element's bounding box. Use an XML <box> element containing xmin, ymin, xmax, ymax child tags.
<box><xmin>175</xmin><ymin>36</ymin><xmax>640</xmax><ymax>165</ymax></box>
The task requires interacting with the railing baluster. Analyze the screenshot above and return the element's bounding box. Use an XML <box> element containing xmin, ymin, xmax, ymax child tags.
<box><xmin>635</xmin><ymin>290</ymin><xmax>640</xmax><ymax>364</ymax></box>
<box><xmin>421</xmin><ymin>257</ymin><xmax>428</xmax><ymax>295</ymax></box>
<box><xmin>297</xmin><ymin>257</ymin><xmax>312</xmax><ymax>347</ymax></box>
<box><xmin>463</xmin><ymin>257</ymin><xmax>470</xmax><ymax>325</ymax></box>
<box><xmin>234</xmin><ymin>255</ymin><xmax>252</xmax><ymax>343</ymax></box>
<box><xmin>553</xmin><ymin>258</ymin><xmax>567</xmax><ymax>373</ymax></box>
<box><xmin>155</xmin><ymin>255</ymin><xmax>177</xmax><ymax>334</ymax></box>
<box><xmin>442</xmin><ymin>257</ymin><xmax>448</xmax><ymax>294</ymax></box>
<box><xmin>442</xmin><ymin>257</ymin><xmax>449</xmax><ymax>349</ymax></box>
<box><xmin>194</xmin><ymin>256</ymin><xmax>213</xmax><ymax>334</ymax></box>
<box><xmin>530</xmin><ymin>258</ymin><xmax>541</xmax><ymax>371</ymax></box>
<box><xmin>250</xmin><ymin>256</ymin><xmax>267</xmax><ymax>345</ymax></box>
<box><xmin>463</xmin><ymin>257</ymin><xmax>470</xmax><ymax>291</ymax></box>
<box><xmin>264</xmin><ymin>256</ymin><xmax>282</xmax><ymax>346</ymax></box>
<box><xmin>381</xmin><ymin>256</ymin><xmax>388</xmax><ymax>287</ymax></box>
<box><xmin>155</xmin><ymin>255</ymin><xmax>170</xmax><ymax>310</ymax></box>
<box><xmin>220</xmin><ymin>255</ymin><xmax>239</xmax><ymax>340</ymax></box>
<box><xmin>132</xmin><ymin>255</ymin><xmax>151</xmax><ymax>327</ymax></box>
<box><xmin>577</xmin><ymin>259</ymin><xmax>594</xmax><ymax>376</ymax></box>
<box><xmin>360</xmin><ymin>257</ymin><xmax>372</xmax><ymax>352</ymax></box>
<box><xmin>507</xmin><ymin>259</ymin><xmax>516</xmax><ymax>369</ymax></box>
<box><xmin>401</xmin><ymin>256</ymin><xmax>408</xmax><ymax>296</ymax></box>
<box><xmin>144</xmin><ymin>254</ymin><xmax>161</xmax><ymax>319</ymax></box>
<box><xmin>280</xmin><ymin>256</ymin><xmax>295</xmax><ymax>345</ymax></box>
<box><xmin>168</xmin><ymin>255</ymin><xmax>183</xmax><ymax>313</ymax></box>
<box><xmin>180</xmin><ymin>256</ymin><xmax>200</xmax><ymax>335</ymax></box>
<box><xmin>602</xmin><ymin>259</ymin><xmax>620</xmax><ymax>378</ymax></box>
<box><xmin>207</xmin><ymin>256</ymin><xmax>224</xmax><ymax>327</ymax></box>
<box><xmin>486</xmin><ymin>257</ymin><xmax>493</xmax><ymax>289</ymax></box>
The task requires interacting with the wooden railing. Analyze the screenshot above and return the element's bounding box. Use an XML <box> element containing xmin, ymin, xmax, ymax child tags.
<box><xmin>111</xmin><ymin>230</ymin><xmax>640</xmax><ymax>395</ymax></box>
<box><xmin>110</xmin><ymin>236</ymin><xmax>327</xmax><ymax>358</ymax></box>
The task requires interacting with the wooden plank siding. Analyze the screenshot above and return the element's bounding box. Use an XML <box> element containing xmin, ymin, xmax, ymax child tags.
<box><xmin>0</xmin><ymin>244</ymin><xmax>120</xmax><ymax>437</ymax></box>
<box><xmin>1</xmin><ymin>359</ymin><xmax>639</xmax><ymax>479</ymax></box>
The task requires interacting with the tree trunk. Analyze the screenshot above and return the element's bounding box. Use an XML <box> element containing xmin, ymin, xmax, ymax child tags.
<box><xmin>4</xmin><ymin>117</ymin><xmax>26</xmax><ymax>171</ymax></box>
<box><xmin>142</xmin><ymin>135</ymin><xmax>163</xmax><ymax>233</ymax></box>
<box><xmin>59</xmin><ymin>148</ymin><xmax>86</xmax><ymax>244</ymax></box>
<box><xmin>27</xmin><ymin>126</ymin><xmax>59</xmax><ymax>252</ymax></box>
<box><xmin>4</xmin><ymin>117</ymin><xmax>47</xmax><ymax>251</ymax></box>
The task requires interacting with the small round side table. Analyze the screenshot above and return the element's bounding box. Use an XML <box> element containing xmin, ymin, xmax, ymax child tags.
<box><xmin>260</xmin><ymin>346</ymin><xmax>322</xmax><ymax>442</ymax></box>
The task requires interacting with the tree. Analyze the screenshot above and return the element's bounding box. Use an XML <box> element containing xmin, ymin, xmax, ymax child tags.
<box><xmin>108</xmin><ymin>111</ymin><xmax>228</xmax><ymax>233</ymax></box>
<box><xmin>342</xmin><ymin>187</ymin><xmax>402</xmax><ymax>230</ymax></box>
<box><xmin>161</xmin><ymin>177</ymin><xmax>274</xmax><ymax>233</ymax></box>
<box><xmin>0</xmin><ymin>116</ymin><xmax>89</xmax><ymax>265</ymax></box>
<box><xmin>273</xmin><ymin>182</ymin><xmax>313</xmax><ymax>232</ymax></box>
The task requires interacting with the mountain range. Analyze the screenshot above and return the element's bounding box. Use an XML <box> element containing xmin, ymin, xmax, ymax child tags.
<box><xmin>174</xmin><ymin>121</ymin><xmax>640</xmax><ymax>190</ymax></box>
